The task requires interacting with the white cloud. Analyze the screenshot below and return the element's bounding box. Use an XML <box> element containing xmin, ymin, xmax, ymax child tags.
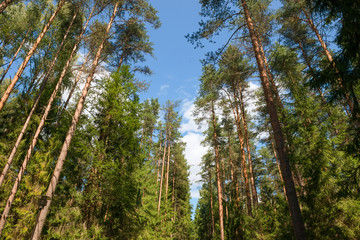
<box><xmin>179</xmin><ymin>99</ymin><xmax>207</xmax><ymax>134</ymax></box>
<box><xmin>180</xmin><ymin>99</ymin><xmax>209</xmax><ymax>203</ymax></box>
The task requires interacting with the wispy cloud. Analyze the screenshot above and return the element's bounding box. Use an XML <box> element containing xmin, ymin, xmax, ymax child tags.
<box><xmin>158</xmin><ymin>84</ymin><xmax>170</xmax><ymax>96</ymax></box>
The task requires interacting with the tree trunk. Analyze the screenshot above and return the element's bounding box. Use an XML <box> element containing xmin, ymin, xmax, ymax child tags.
<box><xmin>240</xmin><ymin>0</ymin><xmax>306</xmax><ymax>239</ymax></box>
<box><xmin>222</xmin><ymin>160</ymin><xmax>229</xmax><ymax>221</ymax></box>
<box><xmin>156</xmin><ymin>128</ymin><xmax>163</xmax><ymax>185</ymax></box>
<box><xmin>301</xmin><ymin>7</ymin><xmax>354</xmax><ymax>115</ymax></box>
<box><xmin>208</xmin><ymin>165</ymin><xmax>215</xmax><ymax>236</ymax></box>
<box><xmin>0</xmin><ymin>11</ymin><xmax>78</xmax><ymax>188</ymax></box>
<box><xmin>238</xmin><ymin>83</ymin><xmax>258</xmax><ymax>206</ymax></box>
<box><xmin>62</xmin><ymin>51</ymin><xmax>91</xmax><ymax>111</ymax></box>
<box><xmin>0</xmin><ymin>27</ymin><xmax>30</xmax><ymax>85</ymax></box>
<box><xmin>0</xmin><ymin>0</ymin><xmax>13</xmax><ymax>14</ymax></box>
<box><xmin>165</xmin><ymin>128</ymin><xmax>172</xmax><ymax>205</ymax></box>
<box><xmin>157</xmin><ymin>130</ymin><xmax>168</xmax><ymax>215</ymax></box>
<box><xmin>211</xmin><ymin>99</ymin><xmax>225</xmax><ymax>240</ymax></box>
<box><xmin>30</xmin><ymin>3</ymin><xmax>118</xmax><ymax>239</ymax></box>
<box><xmin>227</xmin><ymin>129</ymin><xmax>240</xmax><ymax>207</ymax></box>
<box><xmin>0</xmin><ymin>0</ymin><xmax>66</xmax><ymax>111</ymax></box>
<box><xmin>231</xmin><ymin>85</ymin><xmax>252</xmax><ymax>216</ymax></box>
<box><xmin>258</xmin><ymin>36</ymin><xmax>284</xmax><ymax>111</ymax></box>
<box><xmin>0</xmin><ymin>7</ymin><xmax>91</xmax><ymax>234</ymax></box>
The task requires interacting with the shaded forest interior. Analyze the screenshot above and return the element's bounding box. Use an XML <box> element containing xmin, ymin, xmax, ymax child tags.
<box><xmin>0</xmin><ymin>0</ymin><xmax>360</xmax><ymax>239</ymax></box>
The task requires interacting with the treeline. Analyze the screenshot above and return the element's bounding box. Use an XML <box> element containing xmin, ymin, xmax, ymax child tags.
<box><xmin>0</xmin><ymin>1</ymin><xmax>192</xmax><ymax>239</ymax></box>
<box><xmin>190</xmin><ymin>0</ymin><xmax>360</xmax><ymax>239</ymax></box>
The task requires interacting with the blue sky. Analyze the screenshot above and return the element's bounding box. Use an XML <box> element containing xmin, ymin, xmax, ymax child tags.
<box><xmin>135</xmin><ymin>0</ymin><xmax>240</xmax><ymax>213</ymax></box>
<box><xmin>136</xmin><ymin>0</ymin><xmax>229</xmax><ymax>212</ymax></box>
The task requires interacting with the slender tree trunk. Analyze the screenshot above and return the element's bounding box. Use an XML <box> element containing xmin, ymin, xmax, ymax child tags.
<box><xmin>301</xmin><ymin>7</ymin><xmax>355</xmax><ymax>115</ymax></box>
<box><xmin>157</xmin><ymin>130</ymin><xmax>168</xmax><ymax>215</ymax></box>
<box><xmin>227</xmin><ymin>129</ymin><xmax>240</xmax><ymax>207</ymax></box>
<box><xmin>30</xmin><ymin>4</ymin><xmax>118</xmax><ymax>239</ymax></box>
<box><xmin>231</xmin><ymin>85</ymin><xmax>252</xmax><ymax>216</ymax></box>
<box><xmin>0</xmin><ymin>27</ymin><xmax>31</xmax><ymax>85</ymax></box>
<box><xmin>258</xmin><ymin>37</ymin><xmax>284</xmax><ymax>111</ymax></box>
<box><xmin>297</xmin><ymin>40</ymin><xmax>328</xmax><ymax>105</ymax></box>
<box><xmin>238</xmin><ymin>83</ymin><xmax>258</xmax><ymax>206</ymax></box>
<box><xmin>62</xmin><ymin>51</ymin><xmax>91</xmax><ymax>111</ymax></box>
<box><xmin>165</xmin><ymin>128</ymin><xmax>172</xmax><ymax>206</ymax></box>
<box><xmin>211</xmin><ymin>99</ymin><xmax>225</xmax><ymax>240</ymax></box>
<box><xmin>147</xmin><ymin>127</ymin><xmax>154</xmax><ymax>160</ymax></box>
<box><xmin>0</xmin><ymin>0</ymin><xmax>66</xmax><ymax>111</ymax></box>
<box><xmin>0</xmin><ymin>11</ymin><xmax>78</xmax><ymax>188</ymax></box>
<box><xmin>208</xmin><ymin>165</ymin><xmax>215</xmax><ymax>236</ymax></box>
<box><xmin>172</xmin><ymin>160</ymin><xmax>176</xmax><ymax>204</ymax></box>
<box><xmin>240</xmin><ymin>0</ymin><xmax>306</xmax><ymax>238</ymax></box>
<box><xmin>0</xmin><ymin>7</ymin><xmax>92</xmax><ymax>234</ymax></box>
<box><xmin>222</xmin><ymin>160</ymin><xmax>229</xmax><ymax>221</ymax></box>
<box><xmin>156</xmin><ymin>128</ymin><xmax>163</xmax><ymax>185</ymax></box>
<box><xmin>271</xmin><ymin>138</ymin><xmax>287</xmax><ymax>198</ymax></box>
<box><xmin>0</xmin><ymin>0</ymin><xmax>13</xmax><ymax>14</ymax></box>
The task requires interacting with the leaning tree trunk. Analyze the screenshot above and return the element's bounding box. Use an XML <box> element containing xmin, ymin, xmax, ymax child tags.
<box><xmin>211</xmin><ymin>99</ymin><xmax>225</xmax><ymax>240</ymax></box>
<box><xmin>240</xmin><ymin>0</ymin><xmax>306</xmax><ymax>239</ymax></box>
<box><xmin>157</xmin><ymin>129</ymin><xmax>168</xmax><ymax>215</ymax></box>
<box><xmin>62</xmin><ymin>51</ymin><xmax>91</xmax><ymax>111</ymax></box>
<box><xmin>165</xmin><ymin>127</ymin><xmax>172</xmax><ymax>206</ymax></box>
<box><xmin>0</xmin><ymin>0</ymin><xmax>66</xmax><ymax>111</ymax></box>
<box><xmin>0</xmin><ymin>11</ymin><xmax>78</xmax><ymax>188</ymax></box>
<box><xmin>30</xmin><ymin>4</ymin><xmax>116</xmax><ymax>239</ymax></box>
<box><xmin>301</xmin><ymin>7</ymin><xmax>355</xmax><ymax>116</ymax></box>
<box><xmin>0</xmin><ymin>8</ymin><xmax>94</xmax><ymax>235</ymax></box>
<box><xmin>0</xmin><ymin>0</ymin><xmax>13</xmax><ymax>14</ymax></box>
<box><xmin>231</xmin><ymin>85</ymin><xmax>252</xmax><ymax>216</ymax></box>
<box><xmin>238</xmin><ymin>83</ymin><xmax>258</xmax><ymax>206</ymax></box>
<box><xmin>0</xmin><ymin>27</ymin><xmax>31</xmax><ymax>85</ymax></box>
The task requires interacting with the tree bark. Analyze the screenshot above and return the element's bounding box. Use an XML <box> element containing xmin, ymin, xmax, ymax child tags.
<box><xmin>238</xmin><ymin>83</ymin><xmax>258</xmax><ymax>206</ymax></box>
<box><xmin>157</xmin><ymin>130</ymin><xmax>168</xmax><ymax>215</ymax></box>
<box><xmin>0</xmin><ymin>27</ymin><xmax>31</xmax><ymax>85</ymax></box>
<box><xmin>211</xmin><ymin>99</ymin><xmax>225</xmax><ymax>240</ymax></box>
<box><xmin>208</xmin><ymin>165</ymin><xmax>215</xmax><ymax>236</ymax></box>
<box><xmin>0</xmin><ymin>0</ymin><xmax>66</xmax><ymax>111</ymax></box>
<box><xmin>30</xmin><ymin>3</ymin><xmax>118</xmax><ymax>239</ymax></box>
<box><xmin>62</xmin><ymin>51</ymin><xmax>91</xmax><ymax>111</ymax></box>
<box><xmin>165</xmin><ymin>128</ymin><xmax>172</xmax><ymax>206</ymax></box>
<box><xmin>240</xmin><ymin>0</ymin><xmax>306</xmax><ymax>239</ymax></box>
<box><xmin>301</xmin><ymin>7</ymin><xmax>354</xmax><ymax>115</ymax></box>
<box><xmin>0</xmin><ymin>11</ymin><xmax>78</xmax><ymax>188</ymax></box>
<box><xmin>231</xmin><ymin>84</ymin><xmax>252</xmax><ymax>216</ymax></box>
<box><xmin>0</xmin><ymin>0</ymin><xmax>13</xmax><ymax>14</ymax></box>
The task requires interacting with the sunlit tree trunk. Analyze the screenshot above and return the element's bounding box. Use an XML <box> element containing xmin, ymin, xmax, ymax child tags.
<box><xmin>231</xmin><ymin>84</ymin><xmax>252</xmax><ymax>216</ymax></box>
<box><xmin>240</xmin><ymin>0</ymin><xmax>306</xmax><ymax>238</ymax></box>
<box><xmin>0</xmin><ymin>7</ymin><xmax>92</xmax><ymax>234</ymax></box>
<box><xmin>0</xmin><ymin>11</ymin><xmax>78</xmax><ymax>188</ymax></box>
<box><xmin>0</xmin><ymin>0</ymin><xmax>66</xmax><ymax>111</ymax></box>
<box><xmin>208</xmin><ymin>165</ymin><xmax>215</xmax><ymax>236</ymax></box>
<box><xmin>238</xmin><ymin>83</ymin><xmax>258</xmax><ymax>206</ymax></box>
<box><xmin>0</xmin><ymin>27</ymin><xmax>31</xmax><ymax>85</ymax></box>
<box><xmin>62</xmin><ymin>51</ymin><xmax>91</xmax><ymax>111</ymax></box>
<box><xmin>0</xmin><ymin>0</ymin><xmax>13</xmax><ymax>14</ymax></box>
<box><xmin>211</xmin><ymin>99</ymin><xmax>225</xmax><ymax>240</ymax></box>
<box><xmin>165</xmin><ymin>128</ymin><xmax>172</xmax><ymax>206</ymax></box>
<box><xmin>30</xmin><ymin>3</ymin><xmax>118</xmax><ymax>239</ymax></box>
<box><xmin>301</xmin><ymin>7</ymin><xmax>355</xmax><ymax>115</ymax></box>
<box><xmin>158</xmin><ymin>130</ymin><xmax>168</xmax><ymax>215</ymax></box>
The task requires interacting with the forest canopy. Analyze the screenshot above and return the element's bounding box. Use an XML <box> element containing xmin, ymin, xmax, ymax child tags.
<box><xmin>0</xmin><ymin>0</ymin><xmax>360</xmax><ymax>239</ymax></box>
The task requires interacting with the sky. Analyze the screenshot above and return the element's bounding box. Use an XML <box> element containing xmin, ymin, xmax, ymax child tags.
<box><xmin>136</xmin><ymin>0</ymin><xmax>223</xmax><ymax>212</ymax></box>
<box><xmin>136</xmin><ymin>0</ymin><xmax>240</xmax><ymax>213</ymax></box>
